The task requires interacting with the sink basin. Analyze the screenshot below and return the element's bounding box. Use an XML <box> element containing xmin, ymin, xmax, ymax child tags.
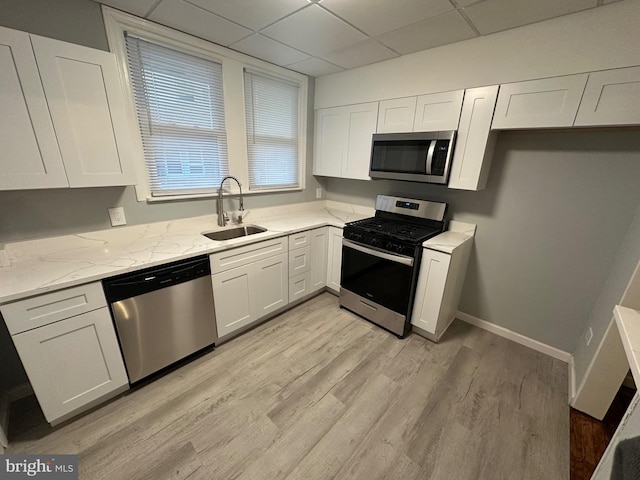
<box><xmin>202</xmin><ymin>225</ymin><xmax>267</xmax><ymax>241</ymax></box>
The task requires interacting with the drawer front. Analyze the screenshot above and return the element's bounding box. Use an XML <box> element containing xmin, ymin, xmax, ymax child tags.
<box><xmin>288</xmin><ymin>231</ymin><xmax>311</xmax><ymax>250</ymax></box>
<box><xmin>1</xmin><ymin>282</ymin><xmax>107</xmax><ymax>335</ymax></box>
<box><xmin>289</xmin><ymin>246</ymin><xmax>311</xmax><ymax>277</ymax></box>
<box><xmin>210</xmin><ymin>237</ymin><xmax>287</xmax><ymax>273</ymax></box>
<box><xmin>289</xmin><ymin>272</ymin><xmax>311</xmax><ymax>303</ymax></box>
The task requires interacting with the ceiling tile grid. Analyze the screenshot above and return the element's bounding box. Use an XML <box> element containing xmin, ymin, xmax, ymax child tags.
<box><xmin>96</xmin><ymin>0</ymin><xmax>624</xmax><ymax>77</ymax></box>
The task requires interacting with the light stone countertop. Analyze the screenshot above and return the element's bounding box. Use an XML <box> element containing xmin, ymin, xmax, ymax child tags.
<box><xmin>0</xmin><ymin>200</ymin><xmax>475</xmax><ymax>305</ymax></box>
<box><xmin>423</xmin><ymin>220</ymin><xmax>476</xmax><ymax>254</ymax></box>
<box><xmin>0</xmin><ymin>201</ymin><xmax>373</xmax><ymax>305</ymax></box>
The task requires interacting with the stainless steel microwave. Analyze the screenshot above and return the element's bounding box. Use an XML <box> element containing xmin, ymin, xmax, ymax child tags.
<box><xmin>369</xmin><ymin>130</ymin><xmax>456</xmax><ymax>184</ymax></box>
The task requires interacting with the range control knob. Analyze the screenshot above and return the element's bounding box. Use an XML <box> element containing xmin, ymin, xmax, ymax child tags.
<box><xmin>370</xmin><ymin>238</ymin><xmax>380</xmax><ymax>247</ymax></box>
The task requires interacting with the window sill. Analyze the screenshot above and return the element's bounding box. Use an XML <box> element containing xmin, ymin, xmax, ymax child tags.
<box><xmin>143</xmin><ymin>186</ymin><xmax>304</xmax><ymax>203</ymax></box>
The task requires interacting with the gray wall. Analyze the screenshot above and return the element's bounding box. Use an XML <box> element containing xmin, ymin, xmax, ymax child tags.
<box><xmin>326</xmin><ymin>130</ymin><xmax>640</xmax><ymax>354</ymax></box>
<box><xmin>0</xmin><ymin>0</ymin><xmax>321</xmax><ymax>244</ymax></box>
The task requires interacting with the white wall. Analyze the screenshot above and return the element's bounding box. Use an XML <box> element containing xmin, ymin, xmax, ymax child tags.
<box><xmin>315</xmin><ymin>0</ymin><xmax>640</xmax><ymax>108</ymax></box>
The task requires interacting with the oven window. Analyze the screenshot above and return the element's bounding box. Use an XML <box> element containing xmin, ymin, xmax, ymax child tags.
<box><xmin>341</xmin><ymin>244</ymin><xmax>414</xmax><ymax>315</ymax></box>
<box><xmin>371</xmin><ymin>139</ymin><xmax>431</xmax><ymax>174</ymax></box>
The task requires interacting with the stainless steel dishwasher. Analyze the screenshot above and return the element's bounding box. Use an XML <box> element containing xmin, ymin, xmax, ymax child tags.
<box><xmin>103</xmin><ymin>255</ymin><xmax>217</xmax><ymax>383</ymax></box>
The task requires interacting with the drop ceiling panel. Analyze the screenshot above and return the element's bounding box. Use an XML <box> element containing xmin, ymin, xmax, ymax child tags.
<box><xmin>230</xmin><ymin>34</ymin><xmax>310</xmax><ymax>66</ymax></box>
<box><xmin>261</xmin><ymin>5</ymin><xmax>368</xmax><ymax>57</ymax></box>
<box><xmin>99</xmin><ymin>0</ymin><xmax>158</xmax><ymax>17</ymax></box>
<box><xmin>186</xmin><ymin>0</ymin><xmax>308</xmax><ymax>31</ymax></box>
<box><xmin>463</xmin><ymin>0</ymin><xmax>599</xmax><ymax>35</ymax></box>
<box><xmin>320</xmin><ymin>0</ymin><xmax>455</xmax><ymax>36</ymax></box>
<box><xmin>378</xmin><ymin>11</ymin><xmax>477</xmax><ymax>55</ymax></box>
<box><xmin>149</xmin><ymin>0</ymin><xmax>252</xmax><ymax>46</ymax></box>
<box><xmin>322</xmin><ymin>39</ymin><xmax>398</xmax><ymax>69</ymax></box>
<box><xmin>286</xmin><ymin>57</ymin><xmax>344</xmax><ymax>77</ymax></box>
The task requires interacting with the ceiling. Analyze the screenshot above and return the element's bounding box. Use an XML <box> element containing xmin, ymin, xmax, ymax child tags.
<box><xmin>95</xmin><ymin>0</ymin><xmax>622</xmax><ymax>77</ymax></box>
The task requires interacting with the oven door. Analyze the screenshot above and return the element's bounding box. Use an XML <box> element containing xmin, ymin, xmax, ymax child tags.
<box><xmin>340</xmin><ymin>239</ymin><xmax>416</xmax><ymax>336</ymax></box>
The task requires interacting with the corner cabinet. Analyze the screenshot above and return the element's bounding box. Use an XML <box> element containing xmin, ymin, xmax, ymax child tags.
<box><xmin>210</xmin><ymin>238</ymin><xmax>288</xmax><ymax>338</ymax></box>
<box><xmin>313</xmin><ymin>102</ymin><xmax>378</xmax><ymax>180</ymax></box>
<box><xmin>0</xmin><ymin>282</ymin><xmax>129</xmax><ymax>425</ymax></box>
<box><xmin>448</xmin><ymin>86</ymin><xmax>499</xmax><ymax>191</ymax></box>
<box><xmin>0</xmin><ymin>26</ymin><xmax>136</xmax><ymax>190</ymax></box>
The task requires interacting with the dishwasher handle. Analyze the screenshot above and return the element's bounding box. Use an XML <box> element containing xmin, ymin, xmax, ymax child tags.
<box><xmin>103</xmin><ymin>255</ymin><xmax>211</xmax><ymax>303</ymax></box>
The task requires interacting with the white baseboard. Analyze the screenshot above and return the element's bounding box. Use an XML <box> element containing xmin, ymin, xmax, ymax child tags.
<box><xmin>456</xmin><ymin>311</ymin><xmax>571</xmax><ymax>363</ymax></box>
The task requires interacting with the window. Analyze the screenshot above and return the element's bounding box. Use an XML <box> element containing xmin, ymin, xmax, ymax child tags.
<box><xmin>125</xmin><ymin>35</ymin><xmax>229</xmax><ymax>197</ymax></box>
<box><xmin>244</xmin><ymin>70</ymin><xmax>300</xmax><ymax>190</ymax></box>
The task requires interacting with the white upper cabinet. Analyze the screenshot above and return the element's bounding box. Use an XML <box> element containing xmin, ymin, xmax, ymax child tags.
<box><xmin>313</xmin><ymin>102</ymin><xmax>378</xmax><ymax>180</ymax></box>
<box><xmin>492</xmin><ymin>74</ymin><xmax>588</xmax><ymax>129</ymax></box>
<box><xmin>31</xmin><ymin>35</ymin><xmax>136</xmax><ymax>187</ymax></box>
<box><xmin>448</xmin><ymin>85</ymin><xmax>498</xmax><ymax>191</ymax></box>
<box><xmin>376</xmin><ymin>90</ymin><xmax>463</xmax><ymax>133</ymax></box>
<box><xmin>377</xmin><ymin>97</ymin><xmax>417</xmax><ymax>133</ymax></box>
<box><xmin>0</xmin><ymin>27</ymin><xmax>68</xmax><ymax>190</ymax></box>
<box><xmin>413</xmin><ymin>90</ymin><xmax>464</xmax><ymax>132</ymax></box>
<box><xmin>574</xmin><ymin>66</ymin><xmax>640</xmax><ymax>127</ymax></box>
<box><xmin>0</xmin><ymin>26</ymin><xmax>136</xmax><ymax>191</ymax></box>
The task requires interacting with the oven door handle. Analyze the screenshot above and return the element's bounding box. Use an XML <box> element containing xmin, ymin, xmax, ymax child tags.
<box><xmin>342</xmin><ymin>239</ymin><xmax>414</xmax><ymax>267</ymax></box>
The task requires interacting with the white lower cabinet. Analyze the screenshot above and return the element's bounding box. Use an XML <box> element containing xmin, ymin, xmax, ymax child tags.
<box><xmin>411</xmin><ymin>239</ymin><xmax>473</xmax><ymax>342</ymax></box>
<box><xmin>11</xmin><ymin>307</ymin><xmax>129</xmax><ymax>425</ymax></box>
<box><xmin>310</xmin><ymin>227</ymin><xmax>328</xmax><ymax>292</ymax></box>
<box><xmin>327</xmin><ymin>227</ymin><xmax>343</xmax><ymax>293</ymax></box>
<box><xmin>211</xmin><ymin>238</ymin><xmax>288</xmax><ymax>338</ymax></box>
<box><xmin>287</xmin><ymin>227</ymin><xmax>328</xmax><ymax>302</ymax></box>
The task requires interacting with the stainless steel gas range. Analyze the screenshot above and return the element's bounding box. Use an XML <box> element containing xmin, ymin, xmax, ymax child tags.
<box><xmin>340</xmin><ymin>195</ymin><xmax>447</xmax><ymax>338</ymax></box>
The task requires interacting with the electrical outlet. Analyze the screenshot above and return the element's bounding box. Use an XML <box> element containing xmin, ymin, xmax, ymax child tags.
<box><xmin>108</xmin><ymin>207</ymin><xmax>127</xmax><ymax>227</ymax></box>
<box><xmin>585</xmin><ymin>327</ymin><xmax>593</xmax><ymax>346</ymax></box>
<box><xmin>316</xmin><ymin>187</ymin><xmax>322</xmax><ymax>199</ymax></box>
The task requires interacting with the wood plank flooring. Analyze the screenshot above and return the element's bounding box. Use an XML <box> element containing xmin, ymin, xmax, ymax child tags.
<box><xmin>7</xmin><ymin>293</ymin><xmax>569</xmax><ymax>480</ymax></box>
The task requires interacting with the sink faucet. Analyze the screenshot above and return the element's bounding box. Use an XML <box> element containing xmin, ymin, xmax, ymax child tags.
<box><xmin>217</xmin><ymin>175</ymin><xmax>244</xmax><ymax>227</ymax></box>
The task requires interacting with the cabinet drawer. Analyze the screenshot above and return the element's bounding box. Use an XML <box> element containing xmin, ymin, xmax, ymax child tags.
<box><xmin>289</xmin><ymin>246</ymin><xmax>311</xmax><ymax>277</ymax></box>
<box><xmin>1</xmin><ymin>282</ymin><xmax>107</xmax><ymax>335</ymax></box>
<box><xmin>289</xmin><ymin>272</ymin><xmax>311</xmax><ymax>303</ymax></box>
<box><xmin>289</xmin><ymin>231</ymin><xmax>311</xmax><ymax>250</ymax></box>
<box><xmin>210</xmin><ymin>237</ymin><xmax>287</xmax><ymax>273</ymax></box>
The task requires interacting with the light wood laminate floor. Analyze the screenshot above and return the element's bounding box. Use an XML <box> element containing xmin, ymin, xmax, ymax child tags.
<box><xmin>7</xmin><ymin>293</ymin><xmax>568</xmax><ymax>480</ymax></box>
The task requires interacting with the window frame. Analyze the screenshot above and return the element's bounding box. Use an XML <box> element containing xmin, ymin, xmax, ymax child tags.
<box><xmin>102</xmin><ymin>7</ymin><xmax>307</xmax><ymax>202</ymax></box>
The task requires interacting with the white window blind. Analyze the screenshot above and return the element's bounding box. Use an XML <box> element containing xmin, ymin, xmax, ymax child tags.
<box><xmin>244</xmin><ymin>70</ymin><xmax>299</xmax><ymax>190</ymax></box>
<box><xmin>125</xmin><ymin>34</ymin><xmax>229</xmax><ymax>197</ymax></box>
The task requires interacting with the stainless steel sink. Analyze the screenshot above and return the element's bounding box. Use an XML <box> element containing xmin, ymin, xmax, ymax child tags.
<box><xmin>202</xmin><ymin>225</ymin><xmax>267</xmax><ymax>241</ymax></box>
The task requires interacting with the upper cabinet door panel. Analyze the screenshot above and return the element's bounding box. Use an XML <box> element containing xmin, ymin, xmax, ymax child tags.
<box><xmin>377</xmin><ymin>97</ymin><xmax>417</xmax><ymax>133</ymax></box>
<box><xmin>313</xmin><ymin>107</ymin><xmax>346</xmax><ymax>177</ymax></box>
<box><xmin>575</xmin><ymin>66</ymin><xmax>640</xmax><ymax>127</ymax></box>
<box><xmin>0</xmin><ymin>27</ymin><xmax>68</xmax><ymax>190</ymax></box>
<box><xmin>31</xmin><ymin>35</ymin><xmax>136</xmax><ymax>187</ymax></box>
<box><xmin>492</xmin><ymin>74</ymin><xmax>588</xmax><ymax>129</ymax></box>
<box><xmin>344</xmin><ymin>102</ymin><xmax>378</xmax><ymax>180</ymax></box>
<box><xmin>413</xmin><ymin>90</ymin><xmax>464</xmax><ymax>132</ymax></box>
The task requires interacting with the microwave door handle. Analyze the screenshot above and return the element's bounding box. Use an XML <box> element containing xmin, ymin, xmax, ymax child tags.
<box><xmin>425</xmin><ymin>140</ymin><xmax>436</xmax><ymax>175</ymax></box>
<box><xmin>342</xmin><ymin>239</ymin><xmax>414</xmax><ymax>267</ymax></box>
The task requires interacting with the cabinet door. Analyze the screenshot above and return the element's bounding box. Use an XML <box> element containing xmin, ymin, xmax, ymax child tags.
<box><xmin>448</xmin><ymin>85</ymin><xmax>498</xmax><ymax>191</ymax></box>
<box><xmin>313</xmin><ymin>107</ymin><xmax>346</xmax><ymax>177</ymax></box>
<box><xmin>377</xmin><ymin>97</ymin><xmax>417</xmax><ymax>133</ymax></box>
<box><xmin>413</xmin><ymin>90</ymin><xmax>464</xmax><ymax>131</ymax></box>
<box><xmin>492</xmin><ymin>74</ymin><xmax>588</xmax><ymax>129</ymax></box>
<box><xmin>31</xmin><ymin>35</ymin><xmax>136</xmax><ymax>187</ymax></box>
<box><xmin>411</xmin><ymin>249</ymin><xmax>451</xmax><ymax>335</ymax></box>
<box><xmin>343</xmin><ymin>102</ymin><xmax>378</xmax><ymax>180</ymax></box>
<box><xmin>310</xmin><ymin>227</ymin><xmax>328</xmax><ymax>292</ymax></box>
<box><xmin>251</xmin><ymin>253</ymin><xmax>288</xmax><ymax>320</ymax></box>
<box><xmin>212</xmin><ymin>264</ymin><xmax>254</xmax><ymax>337</ymax></box>
<box><xmin>575</xmin><ymin>66</ymin><xmax>640</xmax><ymax>126</ymax></box>
<box><xmin>326</xmin><ymin>227</ymin><xmax>343</xmax><ymax>293</ymax></box>
<box><xmin>0</xmin><ymin>27</ymin><xmax>68</xmax><ymax>190</ymax></box>
<box><xmin>12</xmin><ymin>307</ymin><xmax>128</xmax><ymax>424</ymax></box>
